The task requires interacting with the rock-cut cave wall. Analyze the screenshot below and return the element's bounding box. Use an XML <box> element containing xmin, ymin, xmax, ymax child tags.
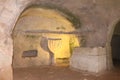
<box><xmin>0</xmin><ymin>0</ymin><xmax>120</xmax><ymax>80</ymax></box>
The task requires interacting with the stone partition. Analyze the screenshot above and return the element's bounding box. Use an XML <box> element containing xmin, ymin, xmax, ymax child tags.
<box><xmin>70</xmin><ymin>47</ymin><xmax>107</xmax><ymax>73</ymax></box>
<box><xmin>0</xmin><ymin>51</ymin><xmax>13</xmax><ymax>79</ymax></box>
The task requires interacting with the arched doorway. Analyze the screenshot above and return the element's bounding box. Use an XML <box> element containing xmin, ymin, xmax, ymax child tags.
<box><xmin>111</xmin><ymin>21</ymin><xmax>120</xmax><ymax>67</ymax></box>
<box><xmin>12</xmin><ymin>6</ymin><xmax>80</xmax><ymax>68</ymax></box>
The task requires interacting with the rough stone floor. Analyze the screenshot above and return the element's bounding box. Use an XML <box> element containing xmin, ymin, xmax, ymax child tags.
<box><xmin>13</xmin><ymin>66</ymin><xmax>120</xmax><ymax>80</ymax></box>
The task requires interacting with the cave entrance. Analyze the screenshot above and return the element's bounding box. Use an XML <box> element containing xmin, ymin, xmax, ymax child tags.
<box><xmin>111</xmin><ymin>21</ymin><xmax>120</xmax><ymax>67</ymax></box>
<box><xmin>12</xmin><ymin>7</ymin><xmax>80</xmax><ymax>68</ymax></box>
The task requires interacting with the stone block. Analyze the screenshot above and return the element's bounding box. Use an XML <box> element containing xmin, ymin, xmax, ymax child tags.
<box><xmin>0</xmin><ymin>65</ymin><xmax>13</xmax><ymax>80</ymax></box>
<box><xmin>70</xmin><ymin>47</ymin><xmax>107</xmax><ymax>73</ymax></box>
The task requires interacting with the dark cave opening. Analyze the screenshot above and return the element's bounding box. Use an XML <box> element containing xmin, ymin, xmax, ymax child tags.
<box><xmin>111</xmin><ymin>21</ymin><xmax>120</xmax><ymax>67</ymax></box>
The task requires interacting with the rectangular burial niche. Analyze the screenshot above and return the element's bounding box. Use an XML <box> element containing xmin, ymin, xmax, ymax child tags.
<box><xmin>22</xmin><ymin>50</ymin><xmax>38</xmax><ymax>58</ymax></box>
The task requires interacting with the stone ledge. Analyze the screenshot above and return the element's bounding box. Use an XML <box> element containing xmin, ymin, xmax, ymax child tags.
<box><xmin>73</xmin><ymin>47</ymin><xmax>106</xmax><ymax>56</ymax></box>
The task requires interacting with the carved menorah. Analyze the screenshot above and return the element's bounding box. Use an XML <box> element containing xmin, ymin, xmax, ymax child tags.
<box><xmin>40</xmin><ymin>36</ymin><xmax>61</xmax><ymax>65</ymax></box>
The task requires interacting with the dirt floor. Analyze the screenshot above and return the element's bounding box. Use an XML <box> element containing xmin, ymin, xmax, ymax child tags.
<box><xmin>13</xmin><ymin>66</ymin><xmax>120</xmax><ymax>80</ymax></box>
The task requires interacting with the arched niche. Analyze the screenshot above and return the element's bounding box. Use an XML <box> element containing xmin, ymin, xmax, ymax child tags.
<box><xmin>12</xmin><ymin>5</ymin><xmax>81</xmax><ymax>68</ymax></box>
<box><xmin>106</xmin><ymin>19</ymin><xmax>120</xmax><ymax>70</ymax></box>
<box><xmin>111</xmin><ymin>21</ymin><xmax>120</xmax><ymax>67</ymax></box>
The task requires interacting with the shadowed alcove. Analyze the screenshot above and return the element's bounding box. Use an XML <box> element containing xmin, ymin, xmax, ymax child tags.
<box><xmin>111</xmin><ymin>21</ymin><xmax>120</xmax><ymax>67</ymax></box>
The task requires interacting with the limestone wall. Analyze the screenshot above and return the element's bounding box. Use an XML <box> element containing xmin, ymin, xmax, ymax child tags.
<box><xmin>0</xmin><ymin>0</ymin><xmax>120</xmax><ymax>80</ymax></box>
